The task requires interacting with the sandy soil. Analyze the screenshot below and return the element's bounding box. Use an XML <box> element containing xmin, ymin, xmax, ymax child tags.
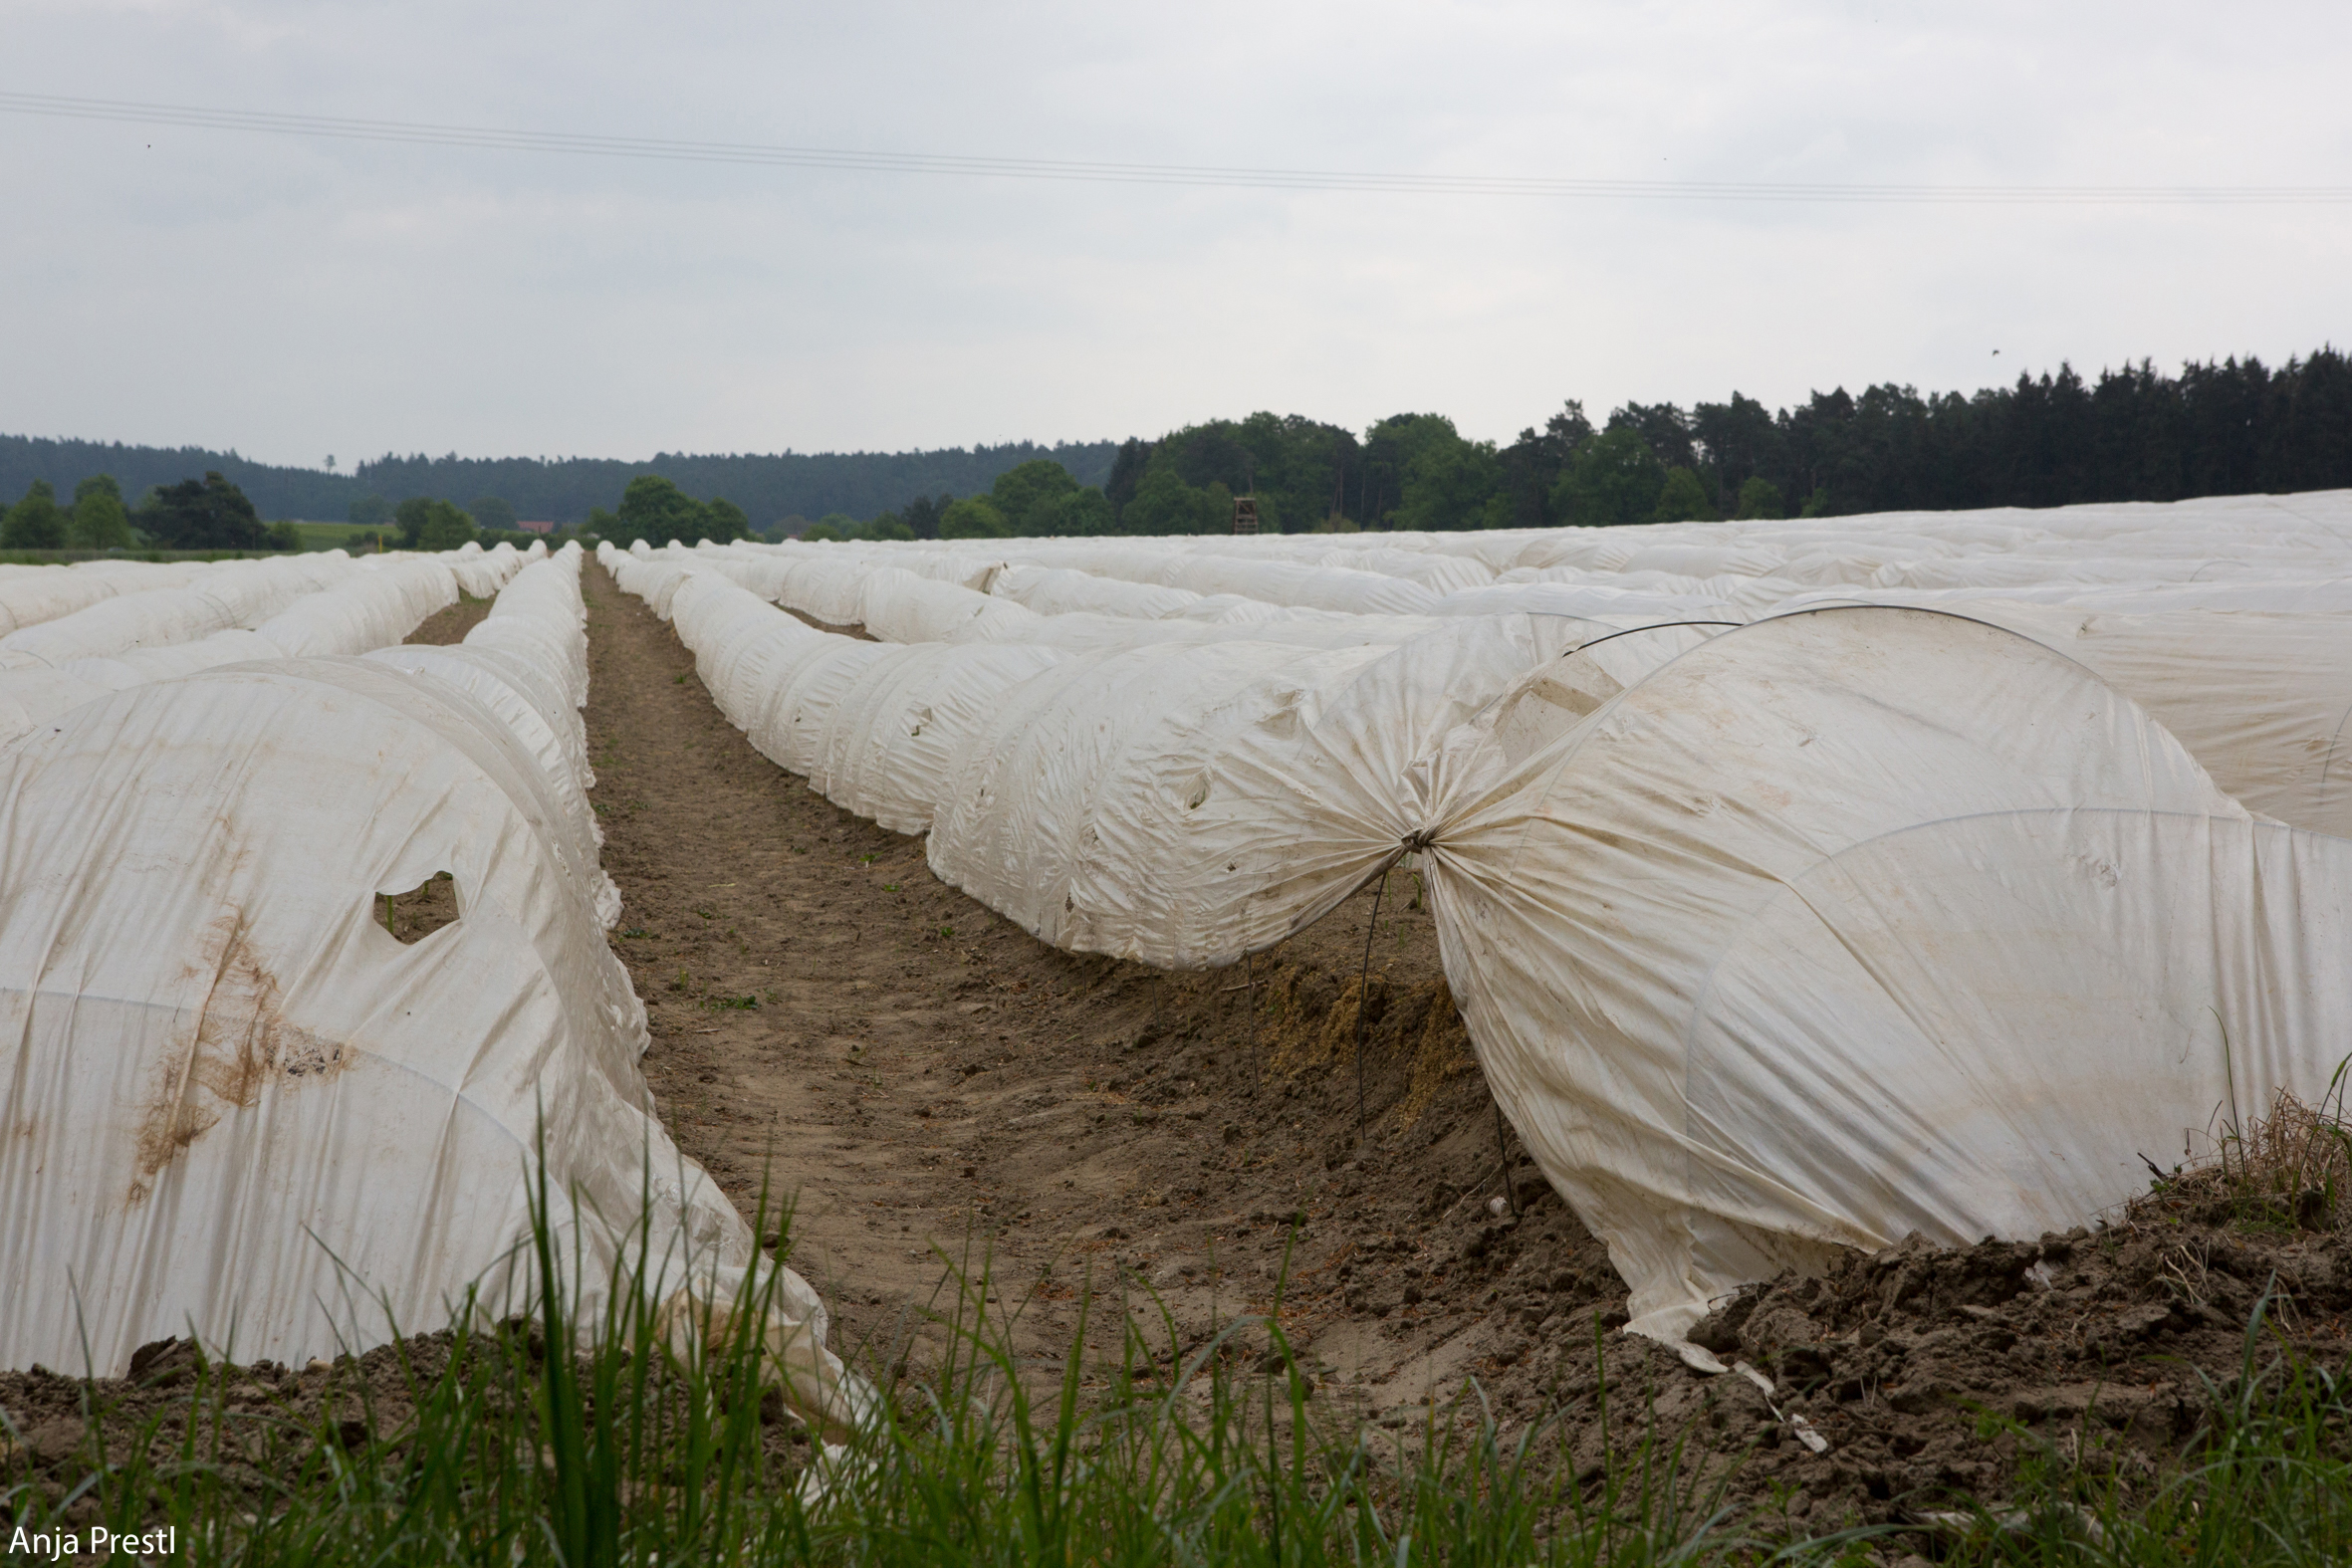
<box><xmin>577</xmin><ymin>564</ymin><xmax>1581</xmax><ymax>1406</ymax></box>
<box><xmin>404</xmin><ymin>590</ymin><xmax>493</xmax><ymax>646</ymax></box>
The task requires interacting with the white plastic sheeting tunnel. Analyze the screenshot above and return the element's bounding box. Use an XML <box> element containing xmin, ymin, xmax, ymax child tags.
<box><xmin>1417</xmin><ymin>606</ymin><xmax>2352</xmax><ymax>1338</ymax></box>
<box><xmin>608</xmin><ymin>494</ymin><xmax>2352</xmax><ymax>1348</ymax></box>
<box><xmin>0</xmin><ymin>549</ymin><xmax>858</xmax><ymax>1430</ymax></box>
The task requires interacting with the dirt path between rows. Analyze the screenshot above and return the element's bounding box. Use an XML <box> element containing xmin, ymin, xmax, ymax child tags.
<box><xmin>579</xmin><ymin>564</ymin><xmax>1593</xmax><ymax>1400</ymax></box>
<box><xmin>404</xmin><ymin>590</ymin><xmax>494</xmax><ymax>646</ymax></box>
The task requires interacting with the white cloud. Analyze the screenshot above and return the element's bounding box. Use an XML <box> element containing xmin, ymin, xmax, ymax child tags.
<box><xmin>4</xmin><ymin>0</ymin><xmax>2348</xmax><ymax>463</ymax></box>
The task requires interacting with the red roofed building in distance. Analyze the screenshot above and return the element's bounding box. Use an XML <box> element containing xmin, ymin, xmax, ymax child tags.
<box><xmin>516</xmin><ymin>520</ymin><xmax>558</xmax><ymax>535</ymax></box>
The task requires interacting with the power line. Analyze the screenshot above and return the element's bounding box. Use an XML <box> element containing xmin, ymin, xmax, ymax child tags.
<box><xmin>4</xmin><ymin>90</ymin><xmax>2348</xmax><ymax>205</ymax></box>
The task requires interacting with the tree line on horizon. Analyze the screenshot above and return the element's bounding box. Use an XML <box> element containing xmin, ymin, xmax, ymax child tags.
<box><xmin>0</xmin><ymin>435</ymin><xmax>1119</xmax><ymax>530</ymax></box>
<box><xmin>0</xmin><ymin>472</ymin><xmax>316</xmax><ymax>552</ymax></box>
<box><xmin>362</xmin><ymin>475</ymin><xmax>764</xmax><ymax>548</ymax></box>
<box><xmin>8</xmin><ymin>347</ymin><xmax>2350</xmax><ymax>546</ymax></box>
<box><xmin>718</xmin><ymin>346</ymin><xmax>2352</xmax><ymax>543</ymax></box>
<box><xmin>1</xmin><ymin>471</ymin><xmax>566</xmax><ymax>553</ymax></box>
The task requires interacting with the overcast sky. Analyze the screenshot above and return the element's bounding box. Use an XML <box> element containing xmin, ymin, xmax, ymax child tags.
<box><xmin>5</xmin><ymin>1</ymin><xmax>2349</xmax><ymax>468</ymax></box>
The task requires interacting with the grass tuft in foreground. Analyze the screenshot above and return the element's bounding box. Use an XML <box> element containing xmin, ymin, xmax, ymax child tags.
<box><xmin>2139</xmin><ymin>1058</ymin><xmax>2352</xmax><ymax>1236</ymax></box>
<box><xmin>5</xmin><ymin>1160</ymin><xmax>2351</xmax><ymax>1566</ymax></box>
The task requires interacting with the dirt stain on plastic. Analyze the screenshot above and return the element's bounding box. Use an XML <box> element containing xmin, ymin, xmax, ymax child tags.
<box><xmin>130</xmin><ymin>912</ymin><xmax>349</xmax><ymax>1206</ymax></box>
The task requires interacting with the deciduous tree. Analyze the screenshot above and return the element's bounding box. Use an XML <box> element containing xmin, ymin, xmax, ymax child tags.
<box><xmin>70</xmin><ymin>475</ymin><xmax>131</xmax><ymax>548</ymax></box>
<box><xmin>1550</xmin><ymin>428</ymin><xmax>1663</xmax><ymax>527</ymax></box>
<box><xmin>1396</xmin><ymin>422</ymin><xmax>1504</xmax><ymax>531</ymax></box>
<box><xmin>616</xmin><ymin>474</ymin><xmax>708</xmax><ymax>542</ymax></box>
<box><xmin>1651</xmin><ymin>467</ymin><xmax>1719</xmax><ymax>523</ymax></box>
<box><xmin>1048</xmin><ymin>488</ymin><xmax>1115</xmax><ymax>536</ymax></box>
<box><xmin>3</xmin><ymin>480</ymin><xmax>68</xmax><ymax>549</ymax></box>
<box><xmin>414</xmin><ymin>501</ymin><xmax>477</xmax><ymax>550</ymax></box>
<box><xmin>1120</xmin><ymin>469</ymin><xmax>1218</xmax><ymax>535</ymax></box>
<box><xmin>703</xmin><ymin>497</ymin><xmax>753</xmax><ymax>542</ymax></box>
<box><xmin>394</xmin><ymin>497</ymin><xmax>433</xmax><ymax>547</ymax></box>
<box><xmin>937</xmin><ymin>498</ymin><xmax>1010</xmax><ymax>539</ymax></box>
<box><xmin>137</xmin><ymin>472</ymin><xmax>266</xmax><ymax>550</ymax></box>
<box><xmin>1734</xmin><ymin>476</ymin><xmax>1785</xmax><ymax>520</ymax></box>
<box><xmin>989</xmin><ymin>459</ymin><xmax>1080</xmax><ymax>535</ymax></box>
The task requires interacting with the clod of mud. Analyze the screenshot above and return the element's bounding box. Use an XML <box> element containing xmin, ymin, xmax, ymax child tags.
<box><xmin>1505</xmin><ymin>1210</ymin><xmax>2352</xmax><ymax>1530</ymax></box>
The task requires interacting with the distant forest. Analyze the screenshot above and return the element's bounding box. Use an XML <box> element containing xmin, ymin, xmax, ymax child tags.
<box><xmin>6</xmin><ymin>346</ymin><xmax>2348</xmax><ymax>538</ymax></box>
<box><xmin>1078</xmin><ymin>347</ymin><xmax>2352</xmax><ymax>541</ymax></box>
<box><xmin>0</xmin><ymin>438</ymin><xmax>1118</xmax><ymax>528</ymax></box>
